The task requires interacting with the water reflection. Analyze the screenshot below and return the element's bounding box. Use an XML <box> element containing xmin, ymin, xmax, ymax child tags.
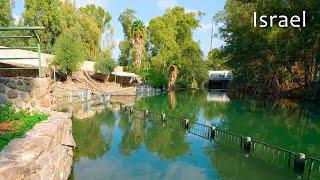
<box><xmin>135</xmin><ymin>90</ymin><xmax>320</xmax><ymax>158</ymax></box>
<box><xmin>71</xmin><ymin>90</ymin><xmax>320</xmax><ymax>179</ymax></box>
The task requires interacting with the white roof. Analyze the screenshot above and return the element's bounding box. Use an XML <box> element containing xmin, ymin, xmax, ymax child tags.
<box><xmin>111</xmin><ymin>71</ymin><xmax>139</xmax><ymax>77</ymax></box>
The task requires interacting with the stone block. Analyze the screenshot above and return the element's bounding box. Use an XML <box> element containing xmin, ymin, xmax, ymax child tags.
<box><xmin>6</xmin><ymin>80</ymin><xmax>17</xmax><ymax>89</ymax></box>
<box><xmin>13</xmin><ymin>97</ymin><xmax>26</xmax><ymax>109</ymax></box>
<box><xmin>39</xmin><ymin>95</ymin><xmax>51</xmax><ymax>108</ymax></box>
<box><xmin>0</xmin><ymin>84</ymin><xmax>6</xmax><ymax>94</ymax></box>
<box><xmin>0</xmin><ymin>93</ymin><xmax>7</xmax><ymax>105</ymax></box>
<box><xmin>7</xmin><ymin>90</ymin><xmax>18</xmax><ymax>99</ymax></box>
<box><xmin>31</xmin><ymin>78</ymin><xmax>49</xmax><ymax>88</ymax></box>
<box><xmin>20</xmin><ymin>92</ymin><xmax>30</xmax><ymax>102</ymax></box>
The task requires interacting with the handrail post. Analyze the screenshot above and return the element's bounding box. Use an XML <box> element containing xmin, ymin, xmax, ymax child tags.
<box><xmin>184</xmin><ymin>119</ymin><xmax>189</xmax><ymax>130</ymax></box>
<box><xmin>144</xmin><ymin>110</ymin><xmax>149</xmax><ymax>119</ymax></box>
<box><xmin>37</xmin><ymin>43</ymin><xmax>42</xmax><ymax>77</ymax></box>
<box><xmin>211</xmin><ymin>126</ymin><xmax>216</xmax><ymax>140</ymax></box>
<box><xmin>243</xmin><ymin>137</ymin><xmax>252</xmax><ymax>152</ymax></box>
<box><xmin>294</xmin><ymin>153</ymin><xmax>306</xmax><ymax>174</ymax></box>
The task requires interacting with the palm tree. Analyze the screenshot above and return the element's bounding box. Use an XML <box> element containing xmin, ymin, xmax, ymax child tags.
<box><xmin>131</xmin><ymin>20</ymin><xmax>146</xmax><ymax>69</ymax></box>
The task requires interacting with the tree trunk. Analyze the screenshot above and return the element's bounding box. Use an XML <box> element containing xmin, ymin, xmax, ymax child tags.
<box><xmin>134</xmin><ymin>37</ymin><xmax>144</xmax><ymax>69</ymax></box>
<box><xmin>168</xmin><ymin>91</ymin><xmax>176</xmax><ymax>109</ymax></box>
<box><xmin>168</xmin><ymin>65</ymin><xmax>178</xmax><ymax>91</ymax></box>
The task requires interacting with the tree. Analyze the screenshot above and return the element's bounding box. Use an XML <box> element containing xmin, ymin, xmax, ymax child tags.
<box><xmin>0</xmin><ymin>0</ymin><xmax>13</xmax><ymax>26</ymax></box>
<box><xmin>131</xmin><ymin>20</ymin><xmax>147</xmax><ymax>69</ymax></box>
<box><xmin>53</xmin><ymin>29</ymin><xmax>85</xmax><ymax>78</ymax></box>
<box><xmin>207</xmin><ymin>49</ymin><xmax>227</xmax><ymax>70</ymax></box>
<box><xmin>148</xmin><ymin>7</ymin><xmax>206</xmax><ymax>89</ymax></box>
<box><xmin>79</xmin><ymin>14</ymin><xmax>101</xmax><ymax>61</ymax></box>
<box><xmin>60</xmin><ymin>2</ymin><xmax>80</xmax><ymax>30</ymax></box>
<box><xmin>80</xmin><ymin>4</ymin><xmax>112</xmax><ymax>33</ymax></box>
<box><xmin>118</xmin><ymin>9</ymin><xmax>136</xmax><ymax>66</ymax></box>
<box><xmin>94</xmin><ymin>49</ymin><xmax>117</xmax><ymax>75</ymax></box>
<box><xmin>218</xmin><ymin>0</ymin><xmax>320</xmax><ymax>96</ymax></box>
<box><xmin>23</xmin><ymin>0</ymin><xmax>62</xmax><ymax>53</ymax></box>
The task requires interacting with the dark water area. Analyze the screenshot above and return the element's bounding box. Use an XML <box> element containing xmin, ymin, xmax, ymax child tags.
<box><xmin>70</xmin><ymin>90</ymin><xmax>320</xmax><ymax>180</ymax></box>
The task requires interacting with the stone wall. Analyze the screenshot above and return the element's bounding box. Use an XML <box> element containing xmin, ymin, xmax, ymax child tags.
<box><xmin>0</xmin><ymin>77</ymin><xmax>51</xmax><ymax>112</ymax></box>
<box><xmin>0</xmin><ymin>112</ymin><xmax>76</xmax><ymax>180</ymax></box>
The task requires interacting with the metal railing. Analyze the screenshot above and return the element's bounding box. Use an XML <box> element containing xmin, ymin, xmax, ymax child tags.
<box><xmin>0</xmin><ymin>27</ymin><xmax>45</xmax><ymax>77</ymax></box>
<box><xmin>120</xmin><ymin>105</ymin><xmax>320</xmax><ymax>179</ymax></box>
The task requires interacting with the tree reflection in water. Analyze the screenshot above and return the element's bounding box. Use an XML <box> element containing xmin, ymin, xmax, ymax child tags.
<box><xmin>71</xmin><ymin>90</ymin><xmax>320</xmax><ymax>179</ymax></box>
<box><xmin>73</xmin><ymin>110</ymin><xmax>116</xmax><ymax>161</ymax></box>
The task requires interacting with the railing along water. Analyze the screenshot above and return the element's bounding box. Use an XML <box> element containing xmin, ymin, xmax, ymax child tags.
<box><xmin>121</xmin><ymin>105</ymin><xmax>320</xmax><ymax>179</ymax></box>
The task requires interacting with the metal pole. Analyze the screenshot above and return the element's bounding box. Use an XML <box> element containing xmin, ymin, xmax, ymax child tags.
<box><xmin>210</xmin><ymin>16</ymin><xmax>214</xmax><ymax>51</ymax></box>
<box><xmin>53</xmin><ymin>66</ymin><xmax>56</xmax><ymax>82</ymax></box>
<box><xmin>37</xmin><ymin>43</ymin><xmax>42</xmax><ymax>77</ymax></box>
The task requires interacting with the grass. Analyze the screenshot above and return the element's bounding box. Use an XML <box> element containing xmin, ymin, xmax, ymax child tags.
<box><xmin>0</xmin><ymin>103</ymin><xmax>48</xmax><ymax>150</ymax></box>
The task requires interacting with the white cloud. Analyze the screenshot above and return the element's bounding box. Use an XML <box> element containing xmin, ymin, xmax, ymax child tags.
<box><xmin>157</xmin><ymin>0</ymin><xmax>178</xmax><ymax>10</ymax></box>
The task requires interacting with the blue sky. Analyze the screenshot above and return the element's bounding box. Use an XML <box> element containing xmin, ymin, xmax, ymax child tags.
<box><xmin>12</xmin><ymin>0</ymin><xmax>226</xmax><ymax>59</ymax></box>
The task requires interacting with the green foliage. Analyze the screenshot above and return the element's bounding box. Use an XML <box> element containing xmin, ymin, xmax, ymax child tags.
<box><xmin>23</xmin><ymin>0</ymin><xmax>62</xmax><ymax>53</ymax></box>
<box><xmin>79</xmin><ymin>4</ymin><xmax>113</xmax><ymax>61</ymax></box>
<box><xmin>94</xmin><ymin>50</ymin><xmax>117</xmax><ymax>75</ymax></box>
<box><xmin>0</xmin><ymin>0</ymin><xmax>12</xmax><ymax>26</ymax></box>
<box><xmin>53</xmin><ymin>29</ymin><xmax>85</xmax><ymax>76</ymax></box>
<box><xmin>0</xmin><ymin>102</ymin><xmax>15</xmax><ymax>123</ymax></box>
<box><xmin>207</xmin><ymin>49</ymin><xmax>227</xmax><ymax>70</ymax></box>
<box><xmin>118</xmin><ymin>9</ymin><xmax>136</xmax><ymax>39</ymax></box>
<box><xmin>219</xmin><ymin>0</ymin><xmax>320</xmax><ymax>95</ymax></box>
<box><xmin>80</xmin><ymin>4</ymin><xmax>112</xmax><ymax>33</ymax></box>
<box><xmin>79</xmin><ymin>14</ymin><xmax>101</xmax><ymax>61</ymax></box>
<box><xmin>118</xmin><ymin>9</ymin><xmax>148</xmax><ymax>68</ymax></box>
<box><xmin>148</xmin><ymin>7</ymin><xmax>207</xmax><ymax>88</ymax></box>
<box><xmin>0</xmin><ymin>103</ymin><xmax>48</xmax><ymax>150</ymax></box>
<box><xmin>60</xmin><ymin>2</ymin><xmax>80</xmax><ymax>30</ymax></box>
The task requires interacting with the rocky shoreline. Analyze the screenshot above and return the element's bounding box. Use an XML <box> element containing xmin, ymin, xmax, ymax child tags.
<box><xmin>0</xmin><ymin>112</ymin><xmax>75</xmax><ymax>180</ymax></box>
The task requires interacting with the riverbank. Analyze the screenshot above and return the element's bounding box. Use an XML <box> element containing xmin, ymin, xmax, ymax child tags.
<box><xmin>0</xmin><ymin>111</ymin><xmax>75</xmax><ymax>180</ymax></box>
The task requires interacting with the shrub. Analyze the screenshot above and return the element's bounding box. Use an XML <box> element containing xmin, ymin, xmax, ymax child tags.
<box><xmin>94</xmin><ymin>50</ymin><xmax>117</xmax><ymax>75</ymax></box>
<box><xmin>0</xmin><ymin>102</ymin><xmax>48</xmax><ymax>149</ymax></box>
<box><xmin>53</xmin><ymin>29</ymin><xmax>85</xmax><ymax>77</ymax></box>
<box><xmin>0</xmin><ymin>102</ymin><xmax>15</xmax><ymax>123</ymax></box>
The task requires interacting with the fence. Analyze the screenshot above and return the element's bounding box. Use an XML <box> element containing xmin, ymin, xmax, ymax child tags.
<box><xmin>135</xmin><ymin>85</ymin><xmax>162</xmax><ymax>98</ymax></box>
<box><xmin>52</xmin><ymin>88</ymin><xmax>110</xmax><ymax>106</ymax></box>
<box><xmin>120</xmin><ymin>105</ymin><xmax>320</xmax><ymax>179</ymax></box>
<box><xmin>0</xmin><ymin>27</ymin><xmax>45</xmax><ymax>77</ymax></box>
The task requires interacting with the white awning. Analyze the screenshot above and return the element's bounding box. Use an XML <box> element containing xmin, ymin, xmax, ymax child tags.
<box><xmin>111</xmin><ymin>71</ymin><xmax>139</xmax><ymax>77</ymax></box>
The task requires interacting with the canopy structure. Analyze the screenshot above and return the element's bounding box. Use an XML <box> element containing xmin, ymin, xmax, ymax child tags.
<box><xmin>0</xmin><ymin>26</ymin><xmax>45</xmax><ymax>77</ymax></box>
<box><xmin>111</xmin><ymin>71</ymin><xmax>139</xmax><ymax>78</ymax></box>
<box><xmin>208</xmin><ymin>70</ymin><xmax>233</xmax><ymax>81</ymax></box>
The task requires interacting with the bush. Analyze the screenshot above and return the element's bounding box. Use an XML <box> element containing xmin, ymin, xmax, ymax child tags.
<box><xmin>0</xmin><ymin>102</ymin><xmax>48</xmax><ymax>149</ymax></box>
<box><xmin>53</xmin><ymin>29</ymin><xmax>85</xmax><ymax>77</ymax></box>
<box><xmin>0</xmin><ymin>102</ymin><xmax>15</xmax><ymax>123</ymax></box>
<box><xmin>94</xmin><ymin>50</ymin><xmax>117</xmax><ymax>75</ymax></box>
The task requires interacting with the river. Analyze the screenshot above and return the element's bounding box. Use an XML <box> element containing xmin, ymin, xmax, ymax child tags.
<box><xmin>69</xmin><ymin>90</ymin><xmax>320</xmax><ymax>179</ymax></box>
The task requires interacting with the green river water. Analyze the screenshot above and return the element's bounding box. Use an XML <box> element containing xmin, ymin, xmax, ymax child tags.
<box><xmin>70</xmin><ymin>90</ymin><xmax>320</xmax><ymax>180</ymax></box>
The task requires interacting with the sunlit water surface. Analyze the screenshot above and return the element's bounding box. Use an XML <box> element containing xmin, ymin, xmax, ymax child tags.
<box><xmin>70</xmin><ymin>90</ymin><xmax>320</xmax><ymax>180</ymax></box>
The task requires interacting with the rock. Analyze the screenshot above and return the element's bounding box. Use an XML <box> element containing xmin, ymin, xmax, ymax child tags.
<box><xmin>13</xmin><ymin>97</ymin><xmax>26</xmax><ymax>109</ymax></box>
<box><xmin>0</xmin><ymin>94</ymin><xmax>6</xmax><ymax>105</ymax></box>
<box><xmin>7</xmin><ymin>90</ymin><xmax>18</xmax><ymax>99</ymax></box>
<box><xmin>6</xmin><ymin>80</ymin><xmax>17</xmax><ymax>89</ymax></box>
<box><xmin>30</xmin><ymin>88</ymin><xmax>47</xmax><ymax>99</ymax></box>
<box><xmin>31</xmin><ymin>78</ymin><xmax>49</xmax><ymax>88</ymax></box>
<box><xmin>0</xmin><ymin>84</ymin><xmax>6</xmax><ymax>94</ymax></box>
<box><xmin>39</xmin><ymin>96</ymin><xmax>51</xmax><ymax>108</ymax></box>
<box><xmin>20</xmin><ymin>92</ymin><xmax>30</xmax><ymax>102</ymax></box>
<box><xmin>0</xmin><ymin>112</ymin><xmax>75</xmax><ymax>180</ymax></box>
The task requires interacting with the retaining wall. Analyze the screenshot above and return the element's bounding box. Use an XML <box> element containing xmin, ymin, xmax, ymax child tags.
<box><xmin>0</xmin><ymin>77</ymin><xmax>51</xmax><ymax>112</ymax></box>
<box><xmin>0</xmin><ymin>112</ymin><xmax>75</xmax><ymax>180</ymax></box>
